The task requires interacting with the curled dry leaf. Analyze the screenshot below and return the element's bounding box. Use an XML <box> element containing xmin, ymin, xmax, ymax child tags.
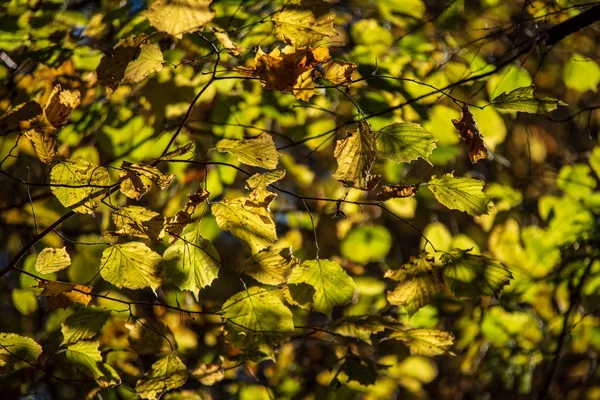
<box><xmin>333</xmin><ymin>120</ymin><xmax>380</xmax><ymax>190</ymax></box>
<box><xmin>212</xmin><ymin>27</ymin><xmax>243</xmax><ymax>56</ymax></box>
<box><xmin>452</xmin><ymin>104</ymin><xmax>488</xmax><ymax>164</ymax></box>
<box><xmin>377</xmin><ymin>184</ymin><xmax>419</xmax><ymax>201</ymax></box>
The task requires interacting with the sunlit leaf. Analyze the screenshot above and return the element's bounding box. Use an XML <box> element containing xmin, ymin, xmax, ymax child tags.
<box><xmin>216</xmin><ymin>133</ymin><xmax>278</xmax><ymax>169</ymax></box>
<box><xmin>163</xmin><ymin>228</ymin><xmax>220</xmax><ymax>300</ymax></box>
<box><xmin>61</xmin><ymin>307</ymin><xmax>111</xmax><ymax>345</ymax></box>
<box><xmin>100</xmin><ymin>242</ymin><xmax>163</xmax><ymax>291</ymax></box>
<box><xmin>427</xmin><ymin>173</ymin><xmax>492</xmax><ymax>216</ymax></box>
<box><xmin>96</xmin><ymin>35</ymin><xmax>147</xmax><ymax>94</ymax></box>
<box><xmin>121</xmin><ymin>161</ymin><xmax>175</xmax><ymax>190</ymax></box>
<box><xmin>24</xmin><ymin>129</ymin><xmax>57</xmax><ymax>164</ymax></box>
<box><xmin>341</xmin><ymin>225</ymin><xmax>391</xmax><ymax>264</ymax></box>
<box><xmin>563</xmin><ymin>54</ymin><xmax>600</xmax><ymax>93</ymax></box>
<box><xmin>136</xmin><ymin>355</ymin><xmax>188</xmax><ymax>400</ymax></box>
<box><xmin>492</xmin><ymin>86</ymin><xmax>566</xmax><ymax>114</ymax></box>
<box><xmin>222</xmin><ymin>287</ymin><xmax>294</xmax><ymax>351</ymax></box>
<box><xmin>239</xmin><ymin>247</ymin><xmax>297</xmax><ymax>285</ymax></box>
<box><xmin>50</xmin><ymin>159</ymin><xmax>111</xmax><ymax>214</ymax></box>
<box><xmin>271</xmin><ymin>0</ymin><xmax>338</xmax><ymax>48</ymax></box>
<box><xmin>441</xmin><ymin>249</ymin><xmax>512</xmax><ymax>298</ymax></box>
<box><xmin>286</xmin><ymin>259</ymin><xmax>355</xmax><ymax>316</ymax></box>
<box><xmin>112</xmin><ymin>206</ymin><xmax>165</xmax><ymax>242</ymax></box>
<box><xmin>0</xmin><ymin>333</ymin><xmax>42</xmax><ymax>370</ymax></box>
<box><xmin>35</xmin><ymin>247</ymin><xmax>71</xmax><ymax>273</ymax></box>
<box><xmin>246</xmin><ymin>169</ymin><xmax>286</xmax><ymax>190</ymax></box>
<box><xmin>317</xmin><ymin>60</ymin><xmax>358</xmax><ymax>85</ymax></box>
<box><xmin>333</xmin><ymin>120</ymin><xmax>379</xmax><ymax>190</ymax></box>
<box><xmin>66</xmin><ymin>341</ymin><xmax>120</xmax><ymax>387</ymax></box>
<box><xmin>191</xmin><ymin>363</ymin><xmax>225</xmax><ymax>386</ymax></box>
<box><xmin>451</xmin><ymin>105</ymin><xmax>488</xmax><ymax>163</ymax></box>
<box><xmin>385</xmin><ymin>252</ymin><xmax>444</xmax><ymax>316</ymax></box>
<box><xmin>123</xmin><ymin>43</ymin><xmax>164</xmax><ymax>84</ymax></box>
<box><xmin>375</xmin><ymin>123</ymin><xmax>437</xmax><ymax>164</ymax></box>
<box><xmin>376</xmin><ymin>184</ymin><xmax>419</xmax><ymax>201</ymax></box>
<box><xmin>212</xmin><ymin>27</ymin><xmax>243</xmax><ymax>56</ymax></box>
<box><xmin>144</xmin><ymin>0</ymin><xmax>214</xmax><ymax>39</ymax></box>
<box><xmin>212</xmin><ymin>188</ymin><xmax>278</xmax><ymax>254</ymax></box>
<box><xmin>389</xmin><ymin>329</ymin><xmax>454</xmax><ymax>356</ymax></box>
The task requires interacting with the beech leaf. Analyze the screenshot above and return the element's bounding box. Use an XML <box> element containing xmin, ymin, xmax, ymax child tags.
<box><xmin>427</xmin><ymin>173</ymin><xmax>493</xmax><ymax>216</ymax></box>
<box><xmin>99</xmin><ymin>242</ymin><xmax>163</xmax><ymax>291</ymax></box>
<box><xmin>35</xmin><ymin>247</ymin><xmax>71</xmax><ymax>274</ymax></box>
<box><xmin>216</xmin><ymin>133</ymin><xmax>279</xmax><ymax>170</ymax></box>
<box><xmin>492</xmin><ymin>86</ymin><xmax>566</xmax><ymax>114</ymax></box>
<box><xmin>144</xmin><ymin>0</ymin><xmax>214</xmax><ymax>39</ymax></box>
<box><xmin>333</xmin><ymin>120</ymin><xmax>379</xmax><ymax>190</ymax></box>
<box><xmin>271</xmin><ymin>0</ymin><xmax>338</xmax><ymax>48</ymax></box>
<box><xmin>375</xmin><ymin>123</ymin><xmax>437</xmax><ymax>164</ymax></box>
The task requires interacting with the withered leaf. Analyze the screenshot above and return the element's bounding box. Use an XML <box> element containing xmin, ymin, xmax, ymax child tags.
<box><xmin>452</xmin><ymin>104</ymin><xmax>488</xmax><ymax>164</ymax></box>
<box><xmin>38</xmin><ymin>280</ymin><xmax>92</xmax><ymax>309</ymax></box>
<box><xmin>332</xmin><ymin>120</ymin><xmax>379</xmax><ymax>190</ymax></box>
<box><xmin>376</xmin><ymin>184</ymin><xmax>419</xmax><ymax>201</ymax></box>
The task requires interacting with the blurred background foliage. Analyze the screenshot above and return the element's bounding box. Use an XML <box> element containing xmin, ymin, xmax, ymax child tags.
<box><xmin>1</xmin><ymin>0</ymin><xmax>600</xmax><ymax>399</ymax></box>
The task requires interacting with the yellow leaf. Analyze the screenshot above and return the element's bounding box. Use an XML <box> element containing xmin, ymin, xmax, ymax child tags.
<box><xmin>332</xmin><ymin>120</ymin><xmax>379</xmax><ymax>190</ymax></box>
<box><xmin>390</xmin><ymin>329</ymin><xmax>454</xmax><ymax>356</ymax></box>
<box><xmin>100</xmin><ymin>242</ymin><xmax>163</xmax><ymax>291</ymax></box>
<box><xmin>121</xmin><ymin>161</ymin><xmax>175</xmax><ymax>190</ymax></box>
<box><xmin>123</xmin><ymin>43</ymin><xmax>164</xmax><ymax>84</ymax></box>
<box><xmin>272</xmin><ymin>0</ymin><xmax>338</xmax><ymax>48</ymax></box>
<box><xmin>43</xmin><ymin>85</ymin><xmax>81</xmax><ymax>129</ymax></box>
<box><xmin>38</xmin><ymin>280</ymin><xmax>92</xmax><ymax>309</ymax></box>
<box><xmin>212</xmin><ymin>27</ymin><xmax>243</xmax><ymax>56</ymax></box>
<box><xmin>144</xmin><ymin>0</ymin><xmax>214</xmax><ymax>39</ymax></box>
<box><xmin>239</xmin><ymin>247</ymin><xmax>297</xmax><ymax>285</ymax></box>
<box><xmin>112</xmin><ymin>206</ymin><xmax>165</xmax><ymax>241</ymax></box>
<box><xmin>246</xmin><ymin>169</ymin><xmax>286</xmax><ymax>190</ymax></box>
<box><xmin>216</xmin><ymin>133</ymin><xmax>279</xmax><ymax>170</ymax></box>
<box><xmin>136</xmin><ymin>355</ymin><xmax>188</xmax><ymax>400</ymax></box>
<box><xmin>35</xmin><ymin>247</ymin><xmax>71</xmax><ymax>274</ymax></box>
<box><xmin>192</xmin><ymin>363</ymin><xmax>225</xmax><ymax>386</ymax></box>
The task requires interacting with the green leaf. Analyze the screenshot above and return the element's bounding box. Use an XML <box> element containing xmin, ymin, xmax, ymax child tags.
<box><xmin>66</xmin><ymin>341</ymin><xmax>120</xmax><ymax>387</ymax></box>
<box><xmin>100</xmin><ymin>242</ymin><xmax>163</xmax><ymax>291</ymax></box>
<box><xmin>239</xmin><ymin>247</ymin><xmax>297</xmax><ymax>285</ymax></box>
<box><xmin>143</xmin><ymin>0</ymin><xmax>214</xmax><ymax>39</ymax></box>
<box><xmin>441</xmin><ymin>249</ymin><xmax>512</xmax><ymax>298</ymax></box>
<box><xmin>332</xmin><ymin>120</ymin><xmax>379</xmax><ymax>190</ymax></box>
<box><xmin>590</xmin><ymin>147</ymin><xmax>600</xmax><ymax>179</ymax></box>
<box><xmin>35</xmin><ymin>247</ymin><xmax>71</xmax><ymax>273</ymax></box>
<box><xmin>488</xmin><ymin>65</ymin><xmax>532</xmax><ymax>100</ymax></box>
<box><xmin>216</xmin><ymin>133</ymin><xmax>279</xmax><ymax>170</ymax></box>
<box><xmin>246</xmin><ymin>169</ymin><xmax>286</xmax><ymax>190</ymax></box>
<box><xmin>136</xmin><ymin>355</ymin><xmax>188</xmax><ymax>399</ymax></box>
<box><xmin>492</xmin><ymin>86</ymin><xmax>565</xmax><ymax>114</ymax></box>
<box><xmin>11</xmin><ymin>289</ymin><xmax>38</xmax><ymax>315</ymax></box>
<box><xmin>212</xmin><ymin>188</ymin><xmax>278</xmax><ymax>254</ymax></box>
<box><xmin>112</xmin><ymin>206</ymin><xmax>165</xmax><ymax>242</ymax></box>
<box><xmin>163</xmin><ymin>228</ymin><xmax>220</xmax><ymax>300</ymax></box>
<box><xmin>222</xmin><ymin>287</ymin><xmax>294</xmax><ymax>351</ymax></box>
<box><xmin>563</xmin><ymin>54</ymin><xmax>600</xmax><ymax>93</ymax></box>
<box><xmin>50</xmin><ymin>159</ymin><xmax>111</xmax><ymax>214</ymax></box>
<box><xmin>286</xmin><ymin>259</ymin><xmax>356</xmax><ymax>316</ymax></box>
<box><xmin>375</xmin><ymin>123</ymin><xmax>437</xmax><ymax>164</ymax></box>
<box><xmin>0</xmin><ymin>333</ymin><xmax>42</xmax><ymax>369</ymax></box>
<box><xmin>427</xmin><ymin>173</ymin><xmax>492</xmax><ymax>216</ymax></box>
<box><xmin>385</xmin><ymin>252</ymin><xmax>444</xmax><ymax>316</ymax></box>
<box><xmin>341</xmin><ymin>225</ymin><xmax>392</xmax><ymax>264</ymax></box>
<box><xmin>61</xmin><ymin>307</ymin><xmax>111</xmax><ymax>345</ymax></box>
<box><xmin>123</xmin><ymin>43</ymin><xmax>164</xmax><ymax>84</ymax></box>
<box><xmin>271</xmin><ymin>0</ymin><xmax>338</xmax><ymax>48</ymax></box>
<box><xmin>557</xmin><ymin>164</ymin><xmax>596</xmax><ymax>199</ymax></box>
<box><xmin>389</xmin><ymin>329</ymin><xmax>454</xmax><ymax>356</ymax></box>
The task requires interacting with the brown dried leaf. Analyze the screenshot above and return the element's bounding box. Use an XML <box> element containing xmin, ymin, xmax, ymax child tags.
<box><xmin>38</xmin><ymin>280</ymin><xmax>92</xmax><ymax>309</ymax></box>
<box><xmin>452</xmin><ymin>105</ymin><xmax>488</xmax><ymax>164</ymax></box>
<box><xmin>376</xmin><ymin>184</ymin><xmax>419</xmax><ymax>201</ymax></box>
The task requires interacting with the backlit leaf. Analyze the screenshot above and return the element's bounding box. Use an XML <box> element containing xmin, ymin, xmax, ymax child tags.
<box><xmin>271</xmin><ymin>0</ymin><xmax>338</xmax><ymax>48</ymax></box>
<box><xmin>246</xmin><ymin>169</ymin><xmax>286</xmax><ymax>190</ymax></box>
<box><xmin>451</xmin><ymin>105</ymin><xmax>488</xmax><ymax>163</ymax></box>
<box><xmin>216</xmin><ymin>133</ymin><xmax>278</xmax><ymax>170</ymax></box>
<box><xmin>427</xmin><ymin>173</ymin><xmax>492</xmax><ymax>216</ymax></box>
<box><xmin>163</xmin><ymin>228</ymin><xmax>220</xmax><ymax>300</ymax></box>
<box><xmin>0</xmin><ymin>333</ymin><xmax>42</xmax><ymax>370</ymax></box>
<box><xmin>96</xmin><ymin>35</ymin><xmax>147</xmax><ymax>94</ymax></box>
<box><xmin>341</xmin><ymin>225</ymin><xmax>391</xmax><ymax>264</ymax></box>
<box><xmin>563</xmin><ymin>54</ymin><xmax>600</xmax><ymax>93</ymax></box>
<box><xmin>123</xmin><ymin>43</ymin><xmax>164</xmax><ymax>84</ymax></box>
<box><xmin>212</xmin><ymin>188</ymin><xmax>278</xmax><ymax>254</ymax></box>
<box><xmin>376</xmin><ymin>184</ymin><xmax>419</xmax><ymax>201</ymax></box>
<box><xmin>389</xmin><ymin>329</ymin><xmax>454</xmax><ymax>356</ymax></box>
<box><xmin>66</xmin><ymin>341</ymin><xmax>120</xmax><ymax>387</ymax></box>
<box><xmin>239</xmin><ymin>247</ymin><xmax>297</xmax><ymax>285</ymax></box>
<box><xmin>35</xmin><ymin>247</ymin><xmax>71</xmax><ymax>273</ymax></box>
<box><xmin>121</xmin><ymin>161</ymin><xmax>175</xmax><ymax>190</ymax></box>
<box><xmin>492</xmin><ymin>86</ymin><xmax>565</xmax><ymax>114</ymax></box>
<box><xmin>286</xmin><ymin>259</ymin><xmax>355</xmax><ymax>316</ymax></box>
<box><xmin>192</xmin><ymin>363</ymin><xmax>225</xmax><ymax>386</ymax></box>
<box><xmin>441</xmin><ymin>248</ymin><xmax>512</xmax><ymax>298</ymax></box>
<box><xmin>61</xmin><ymin>307</ymin><xmax>111</xmax><ymax>345</ymax></box>
<box><xmin>385</xmin><ymin>252</ymin><xmax>444</xmax><ymax>316</ymax></box>
<box><xmin>25</xmin><ymin>129</ymin><xmax>57</xmax><ymax>164</ymax></box>
<box><xmin>112</xmin><ymin>206</ymin><xmax>165</xmax><ymax>242</ymax></box>
<box><xmin>38</xmin><ymin>280</ymin><xmax>92</xmax><ymax>309</ymax></box>
<box><xmin>100</xmin><ymin>242</ymin><xmax>163</xmax><ymax>291</ymax></box>
<box><xmin>212</xmin><ymin>27</ymin><xmax>243</xmax><ymax>56</ymax></box>
<box><xmin>144</xmin><ymin>0</ymin><xmax>214</xmax><ymax>39</ymax></box>
<box><xmin>43</xmin><ymin>85</ymin><xmax>81</xmax><ymax>129</ymax></box>
<box><xmin>50</xmin><ymin>159</ymin><xmax>111</xmax><ymax>214</ymax></box>
<box><xmin>375</xmin><ymin>123</ymin><xmax>437</xmax><ymax>164</ymax></box>
<box><xmin>222</xmin><ymin>287</ymin><xmax>294</xmax><ymax>351</ymax></box>
<box><xmin>126</xmin><ymin>318</ymin><xmax>176</xmax><ymax>355</ymax></box>
<box><xmin>333</xmin><ymin>120</ymin><xmax>379</xmax><ymax>190</ymax></box>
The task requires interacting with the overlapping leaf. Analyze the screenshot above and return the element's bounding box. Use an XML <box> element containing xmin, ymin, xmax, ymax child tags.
<box><xmin>492</xmin><ymin>86</ymin><xmax>566</xmax><ymax>114</ymax></box>
<box><xmin>389</xmin><ymin>329</ymin><xmax>454</xmax><ymax>356</ymax></box>
<box><xmin>271</xmin><ymin>0</ymin><xmax>338</xmax><ymax>48</ymax></box>
<box><xmin>216</xmin><ymin>133</ymin><xmax>279</xmax><ymax>169</ymax></box>
<box><xmin>38</xmin><ymin>280</ymin><xmax>92</xmax><ymax>308</ymax></box>
<box><xmin>246</xmin><ymin>169</ymin><xmax>286</xmax><ymax>190</ymax></box>
<box><xmin>163</xmin><ymin>228</ymin><xmax>220</xmax><ymax>300</ymax></box>
<box><xmin>66</xmin><ymin>341</ymin><xmax>120</xmax><ymax>387</ymax></box>
<box><xmin>144</xmin><ymin>0</ymin><xmax>214</xmax><ymax>39</ymax></box>
<box><xmin>112</xmin><ymin>206</ymin><xmax>165</xmax><ymax>241</ymax></box>
<box><xmin>61</xmin><ymin>307</ymin><xmax>111</xmax><ymax>345</ymax></box>
<box><xmin>239</xmin><ymin>247</ymin><xmax>297</xmax><ymax>285</ymax></box>
<box><xmin>136</xmin><ymin>355</ymin><xmax>188</xmax><ymax>400</ymax></box>
<box><xmin>285</xmin><ymin>259</ymin><xmax>355</xmax><ymax>316</ymax></box>
<box><xmin>50</xmin><ymin>158</ymin><xmax>111</xmax><ymax>214</ymax></box>
<box><xmin>333</xmin><ymin>120</ymin><xmax>379</xmax><ymax>190</ymax></box>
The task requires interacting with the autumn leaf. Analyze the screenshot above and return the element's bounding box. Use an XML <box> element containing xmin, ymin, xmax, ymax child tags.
<box><xmin>192</xmin><ymin>363</ymin><xmax>225</xmax><ymax>386</ymax></box>
<box><xmin>246</xmin><ymin>169</ymin><xmax>286</xmax><ymax>190</ymax></box>
<box><xmin>375</xmin><ymin>122</ymin><xmax>437</xmax><ymax>164</ymax></box>
<box><xmin>61</xmin><ymin>307</ymin><xmax>111</xmax><ymax>345</ymax></box>
<box><xmin>216</xmin><ymin>133</ymin><xmax>279</xmax><ymax>169</ymax></box>
<box><xmin>333</xmin><ymin>120</ymin><xmax>379</xmax><ymax>190</ymax></box>
<box><xmin>111</xmin><ymin>206</ymin><xmax>165</xmax><ymax>242</ymax></box>
<box><xmin>0</xmin><ymin>333</ymin><xmax>42</xmax><ymax>370</ymax></box>
<box><xmin>212</xmin><ymin>27</ymin><xmax>243</xmax><ymax>56</ymax></box>
<box><xmin>272</xmin><ymin>0</ymin><xmax>338</xmax><ymax>48</ymax></box>
<box><xmin>144</xmin><ymin>0</ymin><xmax>214</xmax><ymax>39</ymax></box>
<box><xmin>389</xmin><ymin>329</ymin><xmax>454</xmax><ymax>356</ymax></box>
<box><xmin>96</xmin><ymin>35</ymin><xmax>148</xmax><ymax>94</ymax></box>
<box><xmin>376</xmin><ymin>184</ymin><xmax>419</xmax><ymax>201</ymax></box>
<box><xmin>35</xmin><ymin>247</ymin><xmax>71</xmax><ymax>274</ymax></box>
<box><xmin>239</xmin><ymin>247</ymin><xmax>297</xmax><ymax>285</ymax></box>
<box><xmin>123</xmin><ymin>43</ymin><xmax>164</xmax><ymax>84</ymax></box>
<box><xmin>38</xmin><ymin>280</ymin><xmax>92</xmax><ymax>308</ymax></box>
<box><xmin>427</xmin><ymin>173</ymin><xmax>493</xmax><ymax>216</ymax></box>
<box><xmin>452</xmin><ymin>105</ymin><xmax>489</xmax><ymax>164</ymax></box>
<box><xmin>492</xmin><ymin>86</ymin><xmax>566</xmax><ymax>114</ymax></box>
<box><xmin>121</xmin><ymin>161</ymin><xmax>175</xmax><ymax>190</ymax></box>
<box><xmin>99</xmin><ymin>242</ymin><xmax>163</xmax><ymax>291</ymax></box>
